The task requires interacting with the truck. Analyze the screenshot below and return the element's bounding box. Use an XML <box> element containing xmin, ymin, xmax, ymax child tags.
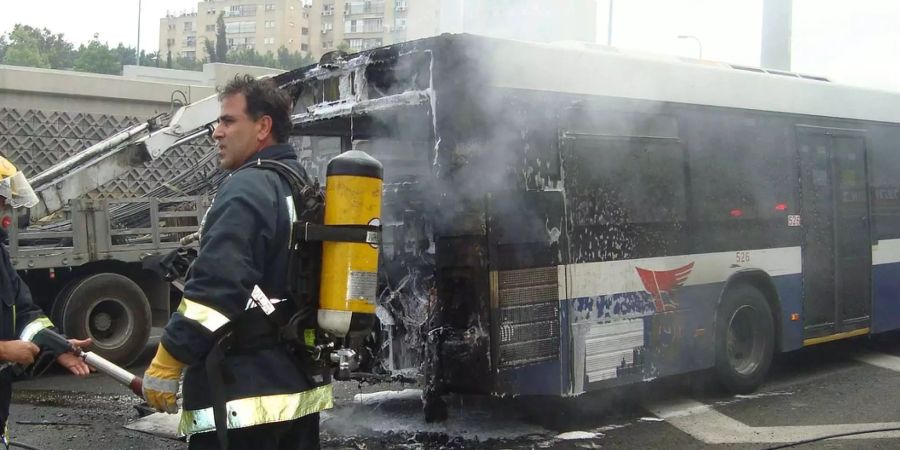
<box><xmin>8</xmin><ymin>111</ymin><xmax>218</xmax><ymax>366</ymax></box>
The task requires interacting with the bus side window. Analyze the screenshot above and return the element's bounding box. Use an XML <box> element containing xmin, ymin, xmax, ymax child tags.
<box><xmin>869</xmin><ymin>126</ymin><xmax>900</xmax><ymax>241</ymax></box>
<box><xmin>568</xmin><ymin>135</ymin><xmax>687</xmax><ymax>225</ymax></box>
<box><xmin>687</xmin><ymin>114</ymin><xmax>794</xmax><ymax>223</ymax></box>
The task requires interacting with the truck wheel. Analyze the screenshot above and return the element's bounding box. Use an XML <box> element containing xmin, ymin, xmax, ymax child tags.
<box><xmin>715</xmin><ymin>284</ymin><xmax>775</xmax><ymax>394</ymax></box>
<box><xmin>53</xmin><ymin>273</ymin><xmax>151</xmax><ymax>367</ymax></box>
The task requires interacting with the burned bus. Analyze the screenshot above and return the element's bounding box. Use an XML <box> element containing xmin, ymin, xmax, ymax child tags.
<box><xmin>273</xmin><ymin>33</ymin><xmax>900</xmax><ymax>419</ymax></box>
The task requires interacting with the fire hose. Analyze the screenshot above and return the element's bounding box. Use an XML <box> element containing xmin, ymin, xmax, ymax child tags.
<box><xmin>31</xmin><ymin>329</ymin><xmax>143</xmax><ymax>396</ymax></box>
<box><xmin>0</xmin><ymin>330</ymin><xmax>145</xmax><ymax>450</ymax></box>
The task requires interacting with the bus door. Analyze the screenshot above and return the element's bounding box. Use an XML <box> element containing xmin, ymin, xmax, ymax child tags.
<box><xmin>797</xmin><ymin>126</ymin><xmax>872</xmax><ymax>342</ymax></box>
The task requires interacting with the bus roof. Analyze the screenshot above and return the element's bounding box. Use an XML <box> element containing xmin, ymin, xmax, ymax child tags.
<box><xmin>441</xmin><ymin>34</ymin><xmax>900</xmax><ymax>125</ymax></box>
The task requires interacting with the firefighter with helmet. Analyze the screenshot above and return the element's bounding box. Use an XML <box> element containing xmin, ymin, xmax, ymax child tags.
<box><xmin>0</xmin><ymin>156</ymin><xmax>92</xmax><ymax>446</ymax></box>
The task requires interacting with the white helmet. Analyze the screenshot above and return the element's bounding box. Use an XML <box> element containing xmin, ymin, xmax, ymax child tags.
<box><xmin>0</xmin><ymin>156</ymin><xmax>38</xmax><ymax>209</ymax></box>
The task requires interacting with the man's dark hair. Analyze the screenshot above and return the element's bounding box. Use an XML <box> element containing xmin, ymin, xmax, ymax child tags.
<box><xmin>219</xmin><ymin>74</ymin><xmax>292</xmax><ymax>143</ymax></box>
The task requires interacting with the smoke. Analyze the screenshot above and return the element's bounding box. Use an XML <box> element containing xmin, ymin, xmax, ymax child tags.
<box><xmin>286</xmin><ymin>27</ymin><xmax>809</xmax><ymax>397</ymax></box>
<box><xmin>435</xmin><ymin>0</ymin><xmax>597</xmax><ymax>44</ymax></box>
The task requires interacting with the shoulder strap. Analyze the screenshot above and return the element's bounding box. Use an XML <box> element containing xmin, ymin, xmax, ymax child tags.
<box><xmin>236</xmin><ymin>158</ymin><xmax>323</xmax><ymax>326</ymax></box>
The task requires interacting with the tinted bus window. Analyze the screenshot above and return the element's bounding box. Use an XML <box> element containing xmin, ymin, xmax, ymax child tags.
<box><xmin>569</xmin><ymin>135</ymin><xmax>686</xmax><ymax>225</ymax></box>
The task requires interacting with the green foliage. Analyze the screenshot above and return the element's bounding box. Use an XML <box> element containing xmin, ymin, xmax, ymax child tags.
<box><xmin>228</xmin><ymin>48</ymin><xmax>277</xmax><ymax>67</ymax></box>
<box><xmin>1</xmin><ymin>23</ymin><xmax>317</xmax><ymax>75</ymax></box>
<box><xmin>277</xmin><ymin>46</ymin><xmax>315</xmax><ymax>70</ymax></box>
<box><xmin>2</xmin><ymin>24</ymin><xmax>74</xmax><ymax>69</ymax></box>
<box><xmin>173</xmin><ymin>55</ymin><xmax>203</xmax><ymax>71</ymax></box>
<box><xmin>215</xmin><ymin>12</ymin><xmax>227</xmax><ymax>63</ymax></box>
<box><xmin>114</xmin><ymin>43</ymin><xmax>136</xmax><ymax>66</ymax></box>
<box><xmin>73</xmin><ymin>40</ymin><xmax>121</xmax><ymax>75</ymax></box>
<box><xmin>204</xmin><ymin>38</ymin><xmax>217</xmax><ymax>63</ymax></box>
<box><xmin>140</xmin><ymin>50</ymin><xmax>160</xmax><ymax>67</ymax></box>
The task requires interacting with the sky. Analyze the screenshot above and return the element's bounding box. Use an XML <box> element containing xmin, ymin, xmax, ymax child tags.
<box><xmin>1</xmin><ymin>0</ymin><xmax>898</xmax><ymax>92</ymax></box>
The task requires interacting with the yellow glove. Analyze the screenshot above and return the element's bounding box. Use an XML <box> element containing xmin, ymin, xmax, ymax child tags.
<box><xmin>142</xmin><ymin>344</ymin><xmax>185</xmax><ymax>414</ymax></box>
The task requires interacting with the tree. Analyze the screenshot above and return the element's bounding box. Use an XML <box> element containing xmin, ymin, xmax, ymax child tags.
<box><xmin>2</xmin><ymin>25</ymin><xmax>50</xmax><ymax>68</ymax></box>
<box><xmin>114</xmin><ymin>43</ymin><xmax>136</xmax><ymax>66</ymax></box>
<box><xmin>140</xmin><ymin>50</ymin><xmax>160</xmax><ymax>67</ymax></box>
<box><xmin>276</xmin><ymin>46</ymin><xmax>315</xmax><ymax>70</ymax></box>
<box><xmin>0</xmin><ymin>35</ymin><xmax>7</xmax><ymax>62</ymax></box>
<box><xmin>173</xmin><ymin>55</ymin><xmax>203</xmax><ymax>71</ymax></box>
<box><xmin>39</xmin><ymin>27</ymin><xmax>75</xmax><ymax>69</ymax></box>
<box><xmin>0</xmin><ymin>24</ymin><xmax>74</xmax><ymax>69</ymax></box>
<box><xmin>204</xmin><ymin>38</ymin><xmax>217</xmax><ymax>63</ymax></box>
<box><xmin>215</xmin><ymin>12</ymin><xmax>227</xmax><ymax>63</ymax></box>
<box><xmin>228</xmin><ymin>48</ymin><xmax>278</xmax><ymax>68</ymax></box>
<box><xmin>73</xmin><ymin>40</ymin><xmax>121</xmax><ymax>75</ymax></box>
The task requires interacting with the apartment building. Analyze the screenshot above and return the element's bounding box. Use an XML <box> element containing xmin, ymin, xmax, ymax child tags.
<box><xmin>160</xmin><ymin>0</ymin><xmax>313</xmax><ymax>62</ymax></box>
<box><xmin>307</xmin><ymin>0</ymin><xmax>439</xmax><ymax>56</ymax></box>
<box><xmin>160</xmin><ymin>0</ymin><xmax>594</xmax><ymax>63</ymax></box>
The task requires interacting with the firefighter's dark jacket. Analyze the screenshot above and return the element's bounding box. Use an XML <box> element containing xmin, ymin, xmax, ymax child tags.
<box><xmin>161</xmin><ymin>144</ymin><xmax>331</xmax><ymax>437</ymax></box>
<box><xmin>0</xmin><ymin>228</ymin><xmax>55</xmax><ymax>434</ymax></box>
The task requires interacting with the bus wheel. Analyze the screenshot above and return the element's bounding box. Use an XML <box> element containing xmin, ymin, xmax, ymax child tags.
<box><xmin>715</xmin><ymin>284</ymin><xmax>774</xmax><ymax>394</ymax></box>
<box><xmin>53</xmin><ymin>273</ymin><xmax>151</xmax><ymax>367</ymax></box>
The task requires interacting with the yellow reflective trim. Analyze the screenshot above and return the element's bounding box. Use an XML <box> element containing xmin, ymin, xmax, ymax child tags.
<box><xmin>177</xmin><ymin>298</ymin><xmax>230</xmax><ymax>332</ymax></box>
<box><xmin>20</xmin><ymin>317</ymin><xmax>53</xmax><ymax>342</ymax></box>
<box><xmin>803</xmin><ymin>327</ymin><xmax>870</xmax><ymax>346</ymax></box>
<box><xmin>178</xmin><ymin>384</ymin><xmax>333</xmax><ymax>436</ymax></box>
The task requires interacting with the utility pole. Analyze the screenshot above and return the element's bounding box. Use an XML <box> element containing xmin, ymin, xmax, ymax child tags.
<box><xmin>136</xmin><ymin>0</ymin><xmax>142</xmax><ymax>66</ymax></box>
<box><xmin>606</xmin><ymin>0</ymin><xmax>613</xmax><ymax>45</ymax></box>
<box><xmin>761</xmin><ymin>0</ymin><xmax>792</xmax><ymax>70</ymax></box>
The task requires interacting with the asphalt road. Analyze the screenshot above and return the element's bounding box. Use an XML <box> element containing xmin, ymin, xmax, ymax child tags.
<box><xmin>6</xmin><ymin>330</ymin><xmax>900</xmax><ymax>449</ymax></box>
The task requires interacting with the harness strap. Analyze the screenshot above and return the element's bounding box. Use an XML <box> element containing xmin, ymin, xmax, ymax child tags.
<box><xmin>206</xmin><ymin>333</ymin><xmax>231</xmax><ymax>450</ymax></box>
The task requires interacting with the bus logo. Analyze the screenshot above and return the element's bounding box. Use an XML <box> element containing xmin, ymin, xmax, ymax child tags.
<box><xmin>635</xmin><ymin>262</ymin><xmax>695</xmax><ymax>313</ymax></box>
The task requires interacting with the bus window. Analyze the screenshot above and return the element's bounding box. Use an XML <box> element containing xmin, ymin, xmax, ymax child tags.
<box><xmin>687</xmin><ymin>114</ymin><xmax>794</xmax><ymax>223</ymax></box>
<box><xmin>568</xmin><ymin>135</ymin><xmax>687</xmax><ymax>225</ymax></box>
<box><xmin>869</xmin><ymin>126</ymin><xmax>900</xmax><ymax>240</ymax></box>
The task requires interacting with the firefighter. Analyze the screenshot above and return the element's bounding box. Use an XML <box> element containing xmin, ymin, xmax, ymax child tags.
<box><xmin>0</xmin><ymin>156</ymin><xmax>92</xmax><ymax>444</ymax></box>
<box><xmin>142</xmin><ymin>75</ymin><xmax>330</xmax><ymax>450</ymax></box>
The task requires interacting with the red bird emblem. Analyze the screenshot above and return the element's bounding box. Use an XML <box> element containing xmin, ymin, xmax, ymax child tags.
<box><xmin>635</xmin><ymin>262</ymin><xmax>695</xmax><ymax>312</ymax></box>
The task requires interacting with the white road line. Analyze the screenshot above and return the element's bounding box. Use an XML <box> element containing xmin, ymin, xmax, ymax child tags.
<box><xmin>855</xmin><ymin>351</ymin><xmax>900</xmax><ymax>372</ymax></box>
<box><xmin>645</xmin><ymin>396</ymin><xmax>900</xmax><ymax>444</ymax></box>
<box><xmin>642</xmin><ymin>351</ymin><xmax>900</xmax><ymax>443</ymax></box>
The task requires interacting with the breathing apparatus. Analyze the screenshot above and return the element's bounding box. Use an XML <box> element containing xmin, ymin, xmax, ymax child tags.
<box><xmin>247</xmin><ymin>150</ymin><xmax>383</xmax><ymax>379</ymax></box>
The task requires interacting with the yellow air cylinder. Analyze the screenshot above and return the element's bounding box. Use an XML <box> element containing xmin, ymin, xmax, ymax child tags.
<box><xmin>318</xmin><ymin>150</ymin><xmax>383</xmax><ymax>338</ymax></box>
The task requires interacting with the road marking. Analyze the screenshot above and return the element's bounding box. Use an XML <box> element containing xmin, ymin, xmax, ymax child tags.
<box><xmin>646</xmin><ymin>397</ymin><xmax>900</xmax><ymax>444</ymax></box>
<box><xmin>643</xmin><ymin>351</ymin><xmax>900</xmax><ymax>444</ymax></box>
<box><xmin>855</xmin><ymin>351</ymin><xmax>900</xmax><ymax>372</ymax></box>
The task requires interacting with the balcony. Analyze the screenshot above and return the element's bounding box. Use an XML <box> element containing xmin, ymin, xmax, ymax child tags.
<box><xmin>344</xmin><ymin>1</ymin><xmax>385</xmax><ymax>15</ymax></box>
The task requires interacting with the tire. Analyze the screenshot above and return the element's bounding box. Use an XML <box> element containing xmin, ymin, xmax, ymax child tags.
<box><xmin>53</xmin><ymin>273</ymin><xmax>151</xmax><ymax>367</ymax></box>
<box><xmin>714</xmin><ymin>284</ymin><xmax>775</xmax><ymax>394</ymax></box>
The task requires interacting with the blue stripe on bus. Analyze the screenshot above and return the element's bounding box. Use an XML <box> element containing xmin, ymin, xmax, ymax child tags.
<box><xmin>872</xmin><ymin>262</ymin><xmax>900</xmax><ymax>333</ymax></box>
<box><xmin>497</xmin><ymin>268</ymin><xmax>890</xmax><ymax>396</ymax></box>
<box><xmin>495</xmin><ymin>359</ymin><xmax>563</xmax><ymax>396</ymax></box>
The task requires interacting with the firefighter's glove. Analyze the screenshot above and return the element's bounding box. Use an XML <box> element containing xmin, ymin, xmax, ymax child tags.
<box><xmin>142</xmin><ymin>344</ymin><xmax>185</xmax><ymax>414</ymax></box>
